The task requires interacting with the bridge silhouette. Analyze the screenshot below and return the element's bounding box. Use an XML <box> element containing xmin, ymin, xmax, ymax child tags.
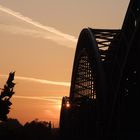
<box><xmin>59</xmin><ymin>0</ymin><xmax>138</xmax><ymax>139</ymax></box>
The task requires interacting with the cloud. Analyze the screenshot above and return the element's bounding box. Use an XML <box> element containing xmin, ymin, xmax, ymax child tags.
<box><xmin>13</xmin><ymin>95</ymin><xmax>62</xmax><ymax>104</ymax></box>
<box><xmin>0</xmin><ymin>4</ymin><xmax>77</xmax><ymax>48</ymax></box>
<box><xmin>0</xmin><ymin>74</ymin><xmax>70</xmax><ymax>87</ymax></box>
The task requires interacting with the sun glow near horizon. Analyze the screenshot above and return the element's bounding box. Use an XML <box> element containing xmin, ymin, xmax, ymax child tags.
<box><xmin>10</xmin><ymin>95</ymin><xmax>62</xmax><ymax>128</ymax></box>
<box><xmin>0</xmin><ymin>74</ymin><xmax>68</xmax><ymax>127</ymax></box>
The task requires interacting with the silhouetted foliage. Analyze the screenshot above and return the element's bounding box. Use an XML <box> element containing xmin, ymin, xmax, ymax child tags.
<box><xmin>0</xmin><ymin>72</ymin><xmax>16</xmax><ymax>121</ymax></box>
<box><xmin>0</xmin><ymin>118</ymin><xmax>59</xmax><ymax>140</ymax></box>
<box><xmin>0</xmin><ymin>118</ymin><xmax>23</xmax><ymax>140</ymax></box>
<box><xmin>0</xmin><ymin>72</ymin><xmax>61</xmax><ymax>140</ymax></box>
<box><xmin>24</xmin><ymin>119</ymin><xmax>52</xmax><ymax>140</ymax></box>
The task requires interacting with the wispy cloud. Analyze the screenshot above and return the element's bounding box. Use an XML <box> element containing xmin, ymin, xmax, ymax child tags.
<box><xmin>13</xmin><ymin>95</ymin><xmax>62</xmax><ymax>104</ymax></box>
<box><xmin>0</xmin><ymin>4</ymin><xmax>77</xmax><ymax>48</ymax></box>
<box><xmin>0</xmin><ymin>75</ymin><xmax>70</xmax><ymax>87</ymax></box>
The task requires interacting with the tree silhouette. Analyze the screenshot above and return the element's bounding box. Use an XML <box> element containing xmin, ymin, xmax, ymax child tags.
<box><xmin>0</xmin><ymin>72</ymin><xmax>16</xmax><ymax>121</ymax></box>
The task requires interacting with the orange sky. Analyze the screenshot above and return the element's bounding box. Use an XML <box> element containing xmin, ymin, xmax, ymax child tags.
<box><xmin>0</xmin><ymin>0</ymin><xmax>129</xmax><ymax>127</ymax></box>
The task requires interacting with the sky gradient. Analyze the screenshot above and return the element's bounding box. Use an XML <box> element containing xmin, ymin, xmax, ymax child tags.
<box><xmin>0</xmin><ymin>0</ymin><xmax>129</xmax><ymax>127</ymax></box>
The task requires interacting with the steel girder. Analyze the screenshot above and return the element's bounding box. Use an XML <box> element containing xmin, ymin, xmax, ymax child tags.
<box><xmin>59</xmin><ymin>0</ymin><xmax>139</xmax><ymax>139</ymax></box>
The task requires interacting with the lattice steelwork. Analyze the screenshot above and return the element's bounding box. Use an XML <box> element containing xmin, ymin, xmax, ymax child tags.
<box><xmin>91</xmin><ymin>29</ymin><xmax>120</xmax><ymax>62</ymax></box>
<box><xmin>73</xmin><ymin>51</ymin><xmax>95</xmax><ymax>100</ymax></box>
<box><xmin>59</xmin><ymin>1</ymin><xmax>139</xmax><ymax>139</ymax></box>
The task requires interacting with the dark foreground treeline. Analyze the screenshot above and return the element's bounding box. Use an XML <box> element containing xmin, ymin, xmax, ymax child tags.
<box><xmin>0</xmin><ymin>118</ymin><xmax>60</xmax><ymax>140</ymax></box>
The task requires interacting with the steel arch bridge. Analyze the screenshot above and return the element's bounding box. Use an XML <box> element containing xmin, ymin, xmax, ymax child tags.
<box><xmin>60</xmin><ymin>0</ymin><xmax>138</xmax><ymax>139</ymax></box>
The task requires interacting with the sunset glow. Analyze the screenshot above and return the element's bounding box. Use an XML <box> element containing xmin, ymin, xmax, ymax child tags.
<box><xmin>66</xmin><ymin>101</ymin><xmax>71</xmax><ymax>108</ymax></box>
<box><xmin>0</xmin><ymin>0</ymin><xmax>129</xmax><ymax>127</ymax></box>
